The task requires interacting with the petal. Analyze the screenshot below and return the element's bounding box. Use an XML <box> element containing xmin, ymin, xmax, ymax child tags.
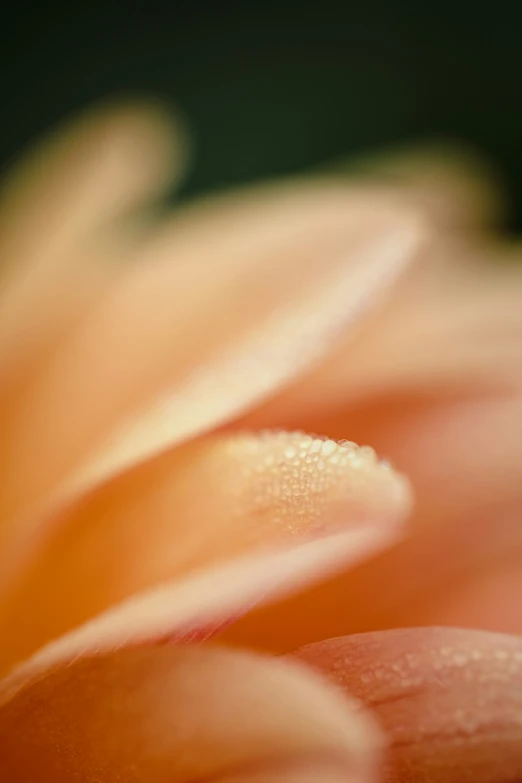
<box><xmin>294</xmin><ymin>627</ymin><xmax>522</xmax><ymax>783</ymax></box>
<box><xmin>338</xmin><ymin>141</ymin><xmax>507</xmax><ymax>230</ymax></box>
<box><xmin>222</xmin><ymin>391</ymin><xmax>522</xmax><ymax>650</ymax></box>
<box><xmin>0</xmin><ymin>102</ymin><xmax>181</xmax><ymax>382</ymax></box>
<box><xmin>0</xmin><ymin>645</ymin><xmax>381</xmax><ymax>783</ymax></box>
<box><xmin>315</xmin><ymin>390</ymin><xmax>522</xmax><ymax>635</ymax></box>
<box><xmin>0</xmin><ymin>185</ymin><xmax>422</xmax><ymax>588</ymax></box>
<box><xmin>0</xmin><ymin>431</ymin><xmax>410</xmax><ymax>676</ymax></box>
<box><xmin>234</xmin><ymin>146</ymin><xmax>520</xmax><ymax>431</ymax></box>
<box><xmin>241</xmin><ymin>239</ymin><xmax>522</xmax><ymax>429</ymax></box>
<box><xmin>299</xmin><ymin>388</ymin><xmax>522</xmax><ymax>541</ymax></box>
<box><xmin>403</xmin><ymin>552</ymin><xmax>522</xmax><ymax>633</ymax></box>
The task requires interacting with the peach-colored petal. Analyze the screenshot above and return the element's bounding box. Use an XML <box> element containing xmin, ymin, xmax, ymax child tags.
<box><xmin>338</xmin><ymin>141</ymin><xmax>507</xmax><ymax>230</ymax></box>
<box><xmin>316</xmin><ymin>390</ymin><xmax>522</xmax><ymax>636</ymax></box>
<box><xmin>242</xmin><ymin>239</ymin><xmax>522</xmax><ymax>430</ymax></box>
<box><xmin>0</xmin><ymin>645</ymin><xmax>381</xmax><ymax>782</ymax></box>
<box><xmin>0</xmin><ymin>102</ymin><xmax>181</xmax><ymax>382</ymax></box>
<box><xmin>0</xmin><ymin>431</ymin><xmax>410</xmax><ymax>675</ymax></box>
<box><xmin>0</xmin><ymin>533</ymin><xmax>395</xmax><ymax>705</ymax></box>
<box><xmin>392</xmin><ymin>534</ymin><xmax>522</xmax><ymax>633</ymax></box>
<box><xmin>10</xmin><ymin>189</ymin><xmax>421</xmax><ymax>504</ymax></box>
<box><xmin>294</xmin><ymin>627</ymin><xmax>522</xmax><ymax>782</ymax></box>
<box><xmin>0</xmin><ymin>187</ymin><xmax>422</xmax><ymax>591</ymax></box>
<box><xmin>314</xmin><ymin>389</ymin><xmax>522</xmax><ymax>533</ymax></box>
<box><xmin>222</xmin><ymin>391</ymin><xmax>522</xmax><ymax>650</ymax></box>
<box><xmin>215</xmin><ymin>763</ymin><xmax>361</xmax><ymax>783</ymax></box>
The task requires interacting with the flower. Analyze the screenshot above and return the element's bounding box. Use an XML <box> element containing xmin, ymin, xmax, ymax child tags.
<box><xmin>0</xmin><ymin>104</ymin><xmax>521</xmax><ymax>782</ymax></box>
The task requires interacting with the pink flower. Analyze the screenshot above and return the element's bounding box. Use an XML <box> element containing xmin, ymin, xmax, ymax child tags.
<box><xmin>0</xmin><ymin>104</ymin><xmax>520</xmax><ymax>782</ymax></box>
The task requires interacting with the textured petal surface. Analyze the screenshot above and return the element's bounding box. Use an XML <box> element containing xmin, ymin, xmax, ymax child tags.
<box><xmin>222</xmin><ymin>165</ymin><xmax>522</xmax><ymax>647</ymax></box>
<box><xmin>0</xmin><ymin>182</ymin><xmax>422</xmax><ymax>530</ymax></box>
<box><xmin>294</xmin><ymin>627</ymin><xmax>522</xmax><ymax>783</ymax></box>
<box><xmin>0</xmin><ymin>431</ymin><xmax>410</xmax><ymax>676</ymax></box>
<box><xmin>222</xmin><ymin>390</ymin><xmax>522</xmax><ymax>650</ymax></box>
<box><xmin>0</xmin><ymin>185</ymin><xmax>422</xmax><ymax>605</ymax></box>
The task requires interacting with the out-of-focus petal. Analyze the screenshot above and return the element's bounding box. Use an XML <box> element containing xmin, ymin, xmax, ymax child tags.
<box><xmin>223</xmin><ymin>162</ymin><xmax>522</xmax><ymax>649</ymax></box>
<box><xmin>0</xmin><ymin>186</ymin><xmax>422</xmax><ymax>589</ymax></box>
<box><xmin>311</xmin><ymin>389</ymin><xmax>522</xmax><ymax>535</ymax></box>
<box><xmin>242</xmin><ymin>240</ymin><xmax>522</xmax><ymax>430</ymax></box>
<box><xmin>390</xmin><ymin>527</ymin><xmax>522</xmax><ymax>633</ymax></box>
<box><xmin>314</xmin><ymin>246</ymin><xmax>522</xmax><ymax>402</ymax></box>
<box><xmin>338</xmin><ymin>141</ymin><xmax>507</xmax><ymax>230</ymax></box>
<box><xmin>0</xmin><ymin>645</ymin><xmax>381</xmax><ymax>783</ymax></box>
<box><xmin>234</xmin><ymin>146</ymin><xmax>519</xmax><ymax>431</ymax></box>
<box><xmin>315</xmin><ymin>389</ymin><xmax>522</xmax><ymax>637</ymax></box>
<box><xmin>294</xmin><ymin>627</ymin><xmax>522</xmax><ymax>783</ymax></box>
<box><xmin>0</xmin><ymin>102</ymin><xmax>182</xmax><ymax>381</ymax></box>
<box><xmin>0</xmin><ymin>431</ymin><xmax>410</xmax><ymax>675</ymax></box>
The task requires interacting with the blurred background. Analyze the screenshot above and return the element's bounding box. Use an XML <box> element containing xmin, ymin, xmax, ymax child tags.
<box><xmin>2</xmin><ymin>0</ymin><xmax>522</xmax><ymax>225</ymax></box>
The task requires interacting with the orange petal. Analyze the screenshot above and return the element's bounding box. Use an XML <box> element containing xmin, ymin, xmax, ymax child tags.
<box><xmin>242</xmin><ymin>238</ymin><xmax>522</xmax><ymax>430</ymax></box>
<box><xmin>0</xmin><ymin>186</ymin><xmax>422</xmax><ymax>583</ymax></box>
<box><xmin>303</xmin><ymin>388</ymin><xmax>522</xmax><ymax>538</ymax></box>
<box><xmin>0</xmin><ymin>102</ymin><xmax>181</xmax><ymax>382</ymax></box>
<box><xmin>391</xmin><ymin>526</ymin><xmax>522</xmax><ymax>633</ymax></box>
<box><xmin>0</xmin><ymin>431</ymin><xmax>410</xmax><ymax>676</ymax></box>
<box><xmin>339</xmin><ymin>141</ymin><xmax>507</xmax><ymax>230</ymax></box>
<box><xmin>294</xmin><ymin>627</ymin><xmax>522</xmax><ymax>783</ymax></box>
<box><xmin>0</xmin><ymin>645</ymin><xmax>381</xmax><ymax>783</ymax></box>
<box><xmin>314</xmin><ymin>390</ymin><xmax>522</xmax><ymax>636</ymax></box>
<box><xmin>222</xmin><ymin>391</ymin><xmax>522</xmax><ymax>650</ymax></box>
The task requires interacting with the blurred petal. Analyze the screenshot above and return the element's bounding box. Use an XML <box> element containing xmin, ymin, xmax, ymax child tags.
<box><xmin>0</xmin><ymin>431</ymin><xmax>410</xmax><ymax>674</ymax></box>
<box><xmin>294</xmin><ymin>627</ymin><xmax>522</xmax><ymax>783</ymax></box>
<box><xmin>312</xmin><ymin>389</ymin><xmax>522</xmax><ymax>636</ymax></box>
<box><xmin>339</xmin><ymin>141</ymin><xmax>507</xmax><ymax>230</ymax></box>
<box><xmin>216</xmin><ymin>766</ymin><xmax>360</xmax><ymax>783</ymax></box>
<box><xmin>222</xmin><ymin>171</ymin><xmax>522</xmax><ymax>649</ymax></box>
<box><xmin>242</xmin><ymin>240</ymin><xmax>522</xmax><ymax>429</ymax></box>
<box><xmin>391</xmin><ymin>524</ymin><xmax>522</xmax><ymax>632</ymax></box>
<box><xmin>2</xmin><ymin>531</ymin><xmax>399</xmax><ymax>694</ymax></box>
<box><xmin>0</xmin><ymin>102</ymin><xmax>182</xmax><ymax>381</ymax></box>
<box><xmin>0</xmin><ymin>186</ymin><xmax>422</xmax><ymax>588</ymax></box>
<box><xmin>0</xmin><ymin>646</ymin><xmax>381</xmax><ymax>783</ymax></box>
<box><xmin>336</xmin><ymin>390</ymin><xmax>522</xmax><ymax>531</ymax></box>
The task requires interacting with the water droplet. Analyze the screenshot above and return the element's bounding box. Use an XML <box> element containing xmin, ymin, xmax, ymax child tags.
<box><xmin>321</xmin><ymin>439</ymin><xmax>338</xmax><ymax>457</ymax></box>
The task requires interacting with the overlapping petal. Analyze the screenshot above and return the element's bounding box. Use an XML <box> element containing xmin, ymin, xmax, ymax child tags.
<box><xmin>1</xmin><ymin>104</ymin><xmax>522</xmax><ymax>783</ymax></box>
<box><xmin>0</xmin><ymin>430</ymin><xmax>410</xmax><ymax>681</ymax></box>
<box><xmin>295</xmin><ymin>627</ymin><xmax>522</xmax><ymax>782</ymax></box>
<box><xmin>0</xmin><ymin>646</ymin><xmax>381</xmax><ymax>783</ymax></box>
<box><xmin>222</xmin><ymin>159</ymin><xmax>522</xmax><ymax>651</ymax></box>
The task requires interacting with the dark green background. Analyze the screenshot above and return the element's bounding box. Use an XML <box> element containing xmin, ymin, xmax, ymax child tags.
<box><xmin>2</xmin><ymin>1</ymin><xmax>522</xmax><ymax>224</ymax></box>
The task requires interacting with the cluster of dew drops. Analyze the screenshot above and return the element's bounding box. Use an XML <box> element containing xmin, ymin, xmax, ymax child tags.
<box><xmin>235</xmin><ymin>429</ymin><xmax>393</xmax><ymax>535</ymax></box>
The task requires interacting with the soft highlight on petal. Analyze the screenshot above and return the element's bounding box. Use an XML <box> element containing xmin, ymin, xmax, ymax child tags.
<box><xmin>0</xmin><ymin>646</ymin><xmax>381</xmax><ymax>783</ymax></box>
<box><xmin>242</xmin><ymin>240</ymin><xmax>522</xmax><ymax>432</ymax></box>
<box><xmin>0</xmin><ymin>430</ymin><xmax>410</xmax><ymax>676</ymax></box>
<box><xmin>0</xmin><ymin>102</ymin><xmax>183</xmax><ymax>382</ymax></box>
<box><xmin>0</xmin><ymin>186</ymin><xmax>423</xmax><ymax>594</ymax></box>
<box><xmin>339</xmin><ymin>141</ymin><xmax>507</xmax><ymax>230</ymax></box>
